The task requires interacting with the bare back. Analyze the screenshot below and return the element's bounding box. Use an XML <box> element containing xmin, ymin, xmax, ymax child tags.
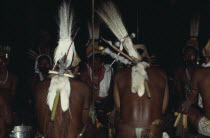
<box><xmin>34</xmin><ymin>78</ymin><xmax>92</xmax><ymax>138</ymax></box>
<box><xmin>114</xmin><ymin>66</ymin><xmax>168</xmax><ymax>128</ymax></box>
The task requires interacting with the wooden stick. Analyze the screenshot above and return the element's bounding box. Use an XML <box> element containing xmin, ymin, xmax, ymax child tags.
<box><xmin>100</xmin><ymin>37</ymin><xmax>134</xmax><ymax>61</ymax></box>
<box><xmin>65</xmin><ymin>27</ymin><xmax>80</xmax><ymax>60</ymax></box>
<box><xmin>144</xmin><ymin>80</ymin><xmax>151</xmax><ymax>99</ymax></box>
<box><xmin>174</xmin><ymin>113</ymin><xmax>181</xmax><ymax>127</ymax></box>
<box><xmin>51</xmin><ymin>90</ymin><xmax>60</xmax><ymax>121</ymax></box>
<box><xmin>49</xmin><ymin>70</ymin><xmax>74</xmax><ymax>78</ymax></box>
<box><xmin>183</xmin><ymin>114</ymin><xmax>187</xmax><ymax>128</ymax></box>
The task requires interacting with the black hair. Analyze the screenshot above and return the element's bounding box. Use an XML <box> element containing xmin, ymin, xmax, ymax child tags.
<box><xmin>38</xmin><ymin>55</ymin><xmax>51</xmax><ymax>64</ymax></box>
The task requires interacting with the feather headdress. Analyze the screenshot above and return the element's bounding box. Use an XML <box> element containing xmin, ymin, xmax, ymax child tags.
<box><xmin>203</xmin><ymin>39</ymin><xmax>210</xmax><ymax>57</ymax></box>
<box><xmin>0</xmin><ymin>45</ymin><xmax>11</xmax><ymax>59</ymax></box>
<box><xmin>86</xmin><ymin>22</ymin><xmax>102</xmax><ymax>57</ymax></box>
<box><xmin>54</xmin><ymin>2</ymin><xmax>75</xmax><ymax>68</ymax></box>
<box><xmin>96</xmin><ymin>1</ymin><xmax>141</xmax><ymax>61</ymax></box>
<box><xmin>47</xmin><ymin>2</ymin><xmax>79</xmax><ymax>113</ymax></box>
<box><xmin>186</xmin><ymin>13</ymin><xmax>200</xmax><ymax>49</ymax></box>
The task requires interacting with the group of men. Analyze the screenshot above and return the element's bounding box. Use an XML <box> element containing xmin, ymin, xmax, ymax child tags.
<box><xmin>0</xmin><ymin>1</ymin><xmax>210</xmax><ymax>138</ymax></box>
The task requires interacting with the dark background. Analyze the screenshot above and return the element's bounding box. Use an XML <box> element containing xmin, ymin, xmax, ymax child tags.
<box><xmin>0</xmin><ymin>0</ymin><xmax>210</xmax><ymax>123</ymax></box>
<box><xmin>0</xmin><ymin>0</ymin><xmax>210</xmax><ymax>76</ymax></box>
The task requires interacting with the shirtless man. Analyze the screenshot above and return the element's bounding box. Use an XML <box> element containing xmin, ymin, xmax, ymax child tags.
<box><xmin>114</xmin><ymin>64</ymin><xmax>169</xmax><ymax>138</ymax></box>
<box><xmin>0</xmin><ymin>53</ymin><xmax>18</xmax><ymax>100</ymax></box>
<box><xmin>34</xmin><ymin>78</ymin><xmax>92</xmax><ymax>138</ymax></box>
<box><xmin>184</xmin><ymin>39</ymin><xmax>210</xmax><ymax>137</ymax></box>
<box><xmin>0</xmin><ymin>48</ymin><xmax>17</xmax><ymax>138</ymax></box>
<box><xmin>34</xmin><ymin>2</ymin><xmax>92</xmax><ymax>137</ymax></box>
<box><xmin>0</xmin><ymin>91</ymin><xmax>13</xmax><ymax>138</ymax></box>
<box><xmin>96</xmin><ymin>2</ymin><xmax>169</xmax><ymax>137</ymax></box>
<box><xmin>174</xmin><ymin>45</ymin><xmax>198</xmax><ymax>109</ymax></box>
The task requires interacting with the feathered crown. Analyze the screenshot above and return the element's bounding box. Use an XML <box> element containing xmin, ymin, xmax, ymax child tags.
<box><xmin>96</xmin><ymin>1</ymin><xmax>141</xmax><ymax>62</ymax></box>
<box><xmin>186</xmin><ymin>13</ymin><xmax>200</xmax><ymax>49</ymax></box>
<box><xmin>0</xmin><ymin>45</ymin><xmax>11</xmax><ymax>59</ymax></box>
<box><xmin>86</xmin><ymin>22</ymin><xmax>104</xmax><ymax>58</ymax></box>
<box><xmin>203</xmin><ymin>39</ymin><xmax>210</xmax><ymax>57</ymax></box>
<box><xmin>53</xmin><ymin>2</ymin><xmax>80</xmax><ymax>69</ymax></box>
<box><xmin>28</xmin><ymin>48</ymin><xmax>52</xmax><ymax>60</ymax></box>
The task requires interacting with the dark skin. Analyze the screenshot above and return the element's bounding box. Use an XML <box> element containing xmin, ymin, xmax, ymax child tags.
<box><xmin>0</xmin><ymin>56</ymin><xmax>18</xmax><ymax>100</ymax></box>
<box><xmin>114</xmin><ymin>66</ymin><xmax>169</xmax><ymax>138</ymax></box>
<box><xmin>174</xmin><ymin>47</ymin><xmax>198</xmax><ymax>109</ymax></box>
<box><xmin>0</xmin><ymin>91</ymin><xmax>13</xmax><ymax>138</ymax></box>
<box><xmin>34</xmin><ymin>78</ymin><xmax>92</xmax><ymax>138</ymax></box>
<box><xmin>187</xmin><ymin>68</ymin><xmax>210</xmax><ymax>130</ymax></box>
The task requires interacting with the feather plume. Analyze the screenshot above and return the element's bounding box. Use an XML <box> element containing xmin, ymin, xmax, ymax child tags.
<box><xmin>190</xmin><ymin>13</ymin><xmax>200</xmax><ymax>38</ymax></box>
<box><xmin>103</xmin><ymin>48</ymin><xmax>131</xmax><ymax>65</ymax></box>
<box><xmin>96</xmin><ymin>1</ymin><xmax>140</xmax><ymax>60</ymax></box>
<box><xmin>131</xmin><ymin>62</ymin><xmax>149</xmax><ymax>97</ymax></box>
<box><xmin>54</xmin><ymin>2</ymin><xmax>75</xmax><ymax>67</ymax></box>
<box><xmin>47</xmin><ymin>75</ymin><xmax>70</xmax><ymax>112</ymax></box>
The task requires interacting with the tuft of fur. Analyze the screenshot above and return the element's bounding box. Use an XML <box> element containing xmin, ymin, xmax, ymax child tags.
<box><xmin>47</xmin><ymin>75</ymin><xmax>71</xmax><ymax>112</ymax></box>
<box><xmin>135</xmin><ymin>128</ymin><xmax>144</xmax><ymax>138</ymax></box>
<box><xmin>103</xmin><ymin>48</ymin><xmax>131</xmax><ymax>65</ymax></box>
<box><xmin>54</xmin><ymin>2</ymin><xmax>75</xmax><ymax>68</ymax></box>
<box><xmin>96</xmin><ymin>1</ymin><xmax>139</xmax><ymax>59</ymax></box>
<box><xmin>131</xmin><ymin>62</ymin><xmax>149</xmax><ymax>97</ymax></box>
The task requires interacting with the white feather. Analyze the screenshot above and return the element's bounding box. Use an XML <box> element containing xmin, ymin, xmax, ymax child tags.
<box><xmin>131</xmin><ymin>62</ymin><xmax>149</xmax><ymax>97</ymax></box>
<box><xmin>103</xmin><ymin>48</ymin><xmax>131</xmax><ymax>65</ymax></box>
<box><xmin>96</xmin><ymin>1</ymin><xmax>139</xmax><ymax>59</ymax></box>
<box><xmin>47</xmin><ymin>75</ymin><xmax>71</xmax><ymax>112</ymax></box>
<box><xmin>54</xmin><ymin>2</ymin><xmax>75</xmax><ymax>67</ymax></box>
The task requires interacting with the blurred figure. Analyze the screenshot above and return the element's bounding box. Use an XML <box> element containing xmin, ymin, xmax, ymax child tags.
<box><xmin>0</xmin><ymin>45</ymin><xmax>18</xmax><ymax>99</ymax></box>
<box><xmin>182</xmin><ymin>39</ymin><xmax>210</xmax><ymax>137</ymax></box>
<box><xmin>0</xmin><ymin>45</ymin><xmax>17</xmax><ymax>138</ymax></box>
<box><xmin>80</xmin><ymin>23</ymin><xmax>114</xmax><ymax>138</ymax></box>
<box><xmin>174</xmin><ymin>43</ymin><xmax>199</xmax><ymax>110</ymax></box>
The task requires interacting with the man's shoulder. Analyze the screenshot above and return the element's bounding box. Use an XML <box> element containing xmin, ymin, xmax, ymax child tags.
<box><xmin>70</xmin><ymin>79</ymin><xmax>91</xmax><ymax>95</ymax></box>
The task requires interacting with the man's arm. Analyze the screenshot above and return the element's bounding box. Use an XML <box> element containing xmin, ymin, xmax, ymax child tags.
<box><xmin>82</xmin><ymin>86</ymin><xmax>92</xmax><ymax>125</ymax></box>
<box><xmin>113</xmin><ymin>75</ymin><xmax>120</xmax><ymax>109</ymax></box>
<box><xmin>162</xmin><ymin>78</ymin><xmax>169</xmax><ymax>114</ymax></box>
<box><xmin>174</xmin><ymin>69</ymin><xmax>185</xmax><ymax>105</ymax></box>
<box><xmin>188</xmin><ymin>70</ymin><xmax>199</xmax><ymax>102</ymax></box>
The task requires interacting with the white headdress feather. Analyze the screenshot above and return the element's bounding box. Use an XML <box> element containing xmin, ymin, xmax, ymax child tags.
<box><xmin>47</xmin><ymin>2</ymin><xmax>75</xmax><ymax>112</ymax></box>
<box><xmin>96</xmin><ymin>1</ymin><xmax>140</xmax><ymax>60</ymax></box>
<box><xmin>54</xmin><ymin>2</ymin><xmax>75</xmax><ymax>68</ymax></box>
<box><xmin>190</xmin><ymin>13</ymin><xmax>200</xmax><ymax>38</ymax></box>
<box><xmin>131</xmin><ymin>62</ymin><xmax>149</xmax><ymax>97</ymax></box>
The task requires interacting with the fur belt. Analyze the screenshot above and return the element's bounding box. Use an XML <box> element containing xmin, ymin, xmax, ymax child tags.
<box><xmin>119</xmin><ymin>119</ymin><xmax>163</xmax><ymax>138</ymax></box>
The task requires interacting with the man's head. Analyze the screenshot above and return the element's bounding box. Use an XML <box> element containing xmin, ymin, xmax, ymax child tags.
<box><xmin>203</xmin><ymin>39</ymin><xmax>210</xmax><ymax>64</ymax></box>
<box><xmin>0</xmin><ymin>55</ymin><xmax>8</xmax><ymax>71</ymax></box>
<box><xmin>37</xmin><ymin>55</ymin><xmax>51</xmax><ymax>74</ymax></box>
<box><xmin>183</xmin><ymin>46</ymin><xmax>198</xmax><ymax>66</ymax></box>
<box><xmin>88</xmin><ymin>53</ymin><xmax>103</xmax><ymax>72</ymax></box>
